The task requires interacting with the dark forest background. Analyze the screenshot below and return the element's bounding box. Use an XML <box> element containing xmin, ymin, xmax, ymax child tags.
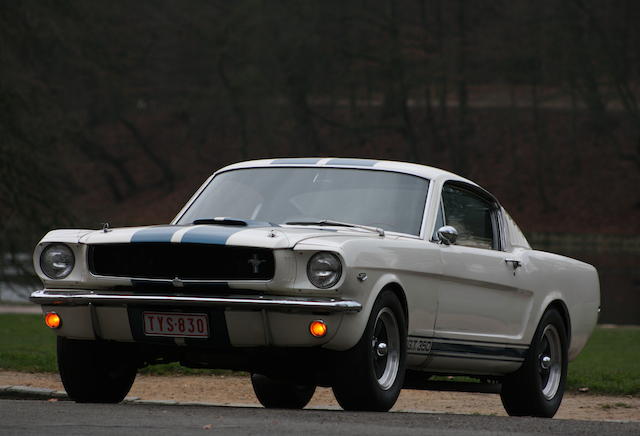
<box><xmin>1</xmin><ymin>0</ymin><xmax>638</xmax><ymax>321</ymax></box>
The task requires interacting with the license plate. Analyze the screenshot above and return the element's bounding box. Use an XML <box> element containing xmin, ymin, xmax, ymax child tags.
<box><xmin>143</xmin><ymin>311</ymin><xmax>209</xmax><ymax>338</ymax></box>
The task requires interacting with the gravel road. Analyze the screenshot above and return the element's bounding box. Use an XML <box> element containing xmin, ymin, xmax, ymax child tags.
<box><xmin>2</xmin><ymin>371</ymin><xmax>638</xmax><ymax>422</ymax></box>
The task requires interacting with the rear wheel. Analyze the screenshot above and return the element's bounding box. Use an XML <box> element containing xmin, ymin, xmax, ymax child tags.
<box><xmin>251</xmin><ymin>374</ymin><xmax>316</xmax><ymax>409</ymax></box>
<box><xmin>57</xmin><ymin>337</ymin><xmax>137</xmax><ymax>403</ymax></box>
<box><xmin>500</xmin><ymin>308</ymin><xmax>568</xmax><ymax>417</ymax></box>
<box><xmin>332</xmin><ymin>290</ymin><xmax>407</xmax><ymax>411</ymax></box>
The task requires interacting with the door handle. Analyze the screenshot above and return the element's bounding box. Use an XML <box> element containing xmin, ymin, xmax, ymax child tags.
<box><xmin>504</xmin><ymin>259</ymin><xmax>522</xmax><ymax>275</ymax></box>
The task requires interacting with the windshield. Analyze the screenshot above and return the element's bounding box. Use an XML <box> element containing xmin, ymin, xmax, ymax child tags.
<box><xmin>176</xmin><ymin>167</ymin><xmax>429</xmax><ymax>236</ymax></box>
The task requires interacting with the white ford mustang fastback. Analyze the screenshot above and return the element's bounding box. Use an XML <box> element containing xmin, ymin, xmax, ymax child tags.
<box><xmin>31</xmin><ymin>158</ymin><xmax>600</xmax><ymax>417</ymax></box>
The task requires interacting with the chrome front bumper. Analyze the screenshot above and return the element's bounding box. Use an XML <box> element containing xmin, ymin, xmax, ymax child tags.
<box><xmin>29</xmin><ymin>289</ymin><xmax>362</xmax><ymax>313</ymax></box>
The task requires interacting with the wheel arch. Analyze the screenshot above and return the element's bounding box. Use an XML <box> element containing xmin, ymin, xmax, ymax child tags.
<box><xmin>323</xmin><ymin>276</ymin><xmax>409</xmax><ymax>351</ymax></box>
<box><xmin>380</xmin><ymin>282</ymin><xmax>409</xmax><ymax>325</ymax></box>
<box><xmin>544</xmin><ymin>299</ymin><xmax>572</xmax><ymax>345</ymax></box>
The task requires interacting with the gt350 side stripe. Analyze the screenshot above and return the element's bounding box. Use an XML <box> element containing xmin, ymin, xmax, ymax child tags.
<box><xmin>431</xmin><ymin>342</ymin><xmax>527</xmax><ymax>359</ymax></box>
<box><xmin>407</xmin><ymin>335</ymin><xmax>528</xmax><ymax>362</ymax></box>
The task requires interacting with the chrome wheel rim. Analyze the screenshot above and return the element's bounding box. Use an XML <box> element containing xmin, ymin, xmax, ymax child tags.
<box><xmin>371</xmin><ymin>307</ymin><xmax>400</xmax><ymax>390</ymax></box>
<box><xmin>539</xmin><ymin>324</ymin><xmax>562</xmax><ymax>400</ymax></box>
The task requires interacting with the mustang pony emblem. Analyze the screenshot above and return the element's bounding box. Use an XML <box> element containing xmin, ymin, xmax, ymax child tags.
<box><xmin>247</xmin><ymin>254</ymin><xmax>266</xmax><ymax>274</ymax></box>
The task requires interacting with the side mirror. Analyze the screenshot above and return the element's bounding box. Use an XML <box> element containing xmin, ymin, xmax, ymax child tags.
<box><xmin>437</xmin><ymin>226</ymin><xmax>458</xmax><ymax>245</ymax></box>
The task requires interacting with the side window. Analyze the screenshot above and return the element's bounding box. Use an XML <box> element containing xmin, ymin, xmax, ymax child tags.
<box><xmin>441</xmin><ymin>184</ymin><xmax>498</xmax><ymax>250</ymax></box>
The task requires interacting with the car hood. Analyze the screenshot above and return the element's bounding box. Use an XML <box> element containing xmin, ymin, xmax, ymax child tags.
<box><xmin>67</xmin><ymin>224</ymin><xmax>381</xmax><ymax>249</ymax></box>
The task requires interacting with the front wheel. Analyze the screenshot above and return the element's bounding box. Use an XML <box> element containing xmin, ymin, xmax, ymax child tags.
<box><xmin>57</xmin><ymin>337</ymin><xmax>137</xmax><ymax>403</ymax></box>
<box><xmin>332</xmin><ymin>290</ymin><xmax>407</xmax><ymax>412</ymax></box>
<box><xmin>500</xmin><ymin>308</ymin><xmax>568</xmax><ymax>418</ymax></box>
<box><xmin>251</xmin><ymin>374</ymin><xmax>316</xmax><ymax>409</ymax></box>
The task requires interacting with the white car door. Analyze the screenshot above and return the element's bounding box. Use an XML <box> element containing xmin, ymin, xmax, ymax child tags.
<box><xmin>434</xmin><ymin>183</ymin><xmax>532</xmax><ymax>343</ymax></box>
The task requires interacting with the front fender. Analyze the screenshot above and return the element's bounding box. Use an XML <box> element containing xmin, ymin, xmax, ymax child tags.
<box><xmin>323</xmin><ymin>273</ymin><xmax>405</xmax><ymax>351</ymax></box>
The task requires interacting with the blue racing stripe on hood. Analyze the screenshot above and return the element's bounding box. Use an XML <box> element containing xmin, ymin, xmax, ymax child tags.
<box><xmin>131</xmin><ymin>226</ymin><xmax>181</xmax><ymax>243</ymax></box>
<box><xmin>326</xmin><ymin>158</ymin><xmax>377</xmax><ymax>167</ymax></box>
<box><xmin>271</xmin><ymin>158</ymin><xmax>322</xmax><ymax>165</ymax></box>
<box><xmin>181</xmin><ymin>226</ymin><xmax>244</xmax><ymax>245</ymax></box>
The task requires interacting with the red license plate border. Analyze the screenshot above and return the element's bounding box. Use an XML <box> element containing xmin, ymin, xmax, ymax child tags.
<box><xmin>142</xmin><ymin>311</ymin><xmax>210</xmax><ymax>338</ymax></box>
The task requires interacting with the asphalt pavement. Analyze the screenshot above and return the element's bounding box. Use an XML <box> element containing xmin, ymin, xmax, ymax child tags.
<box><xmin>1</xmin><ymin>399</ymin><xmax>639</xmax><ymax>436</ymax></box>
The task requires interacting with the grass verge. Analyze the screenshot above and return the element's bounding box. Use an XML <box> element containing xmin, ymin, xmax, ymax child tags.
<box><xmin>0</xmin><ymin>314</ymin><xmax>57</xmax><ymax>372</ymax></box>
<box><xmin>1</xmin><ymin>314</ymin><xmax>638</xmax><ymax>394</ymax></box>
<box><xmin>566</xmin><ymin>326</ymin><xmax>640</xmax><ymax>395</ymax></box>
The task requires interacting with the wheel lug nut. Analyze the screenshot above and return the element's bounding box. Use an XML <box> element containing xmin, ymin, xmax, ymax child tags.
<box><xmin>541</xmin><ymin>355</ymin><xmax>551</xmax><ymax>370</ymax></box>
<box><xmin>376</xmin><ymin>342</ymin><xmax>388</xmax><ymax>357</ymax></box>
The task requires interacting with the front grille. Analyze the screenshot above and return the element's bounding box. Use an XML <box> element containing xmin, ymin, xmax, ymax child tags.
<box><xmin>88</xmin><ymin>243</ymin><xmax>275</xmax><ymax>280</ymax></box>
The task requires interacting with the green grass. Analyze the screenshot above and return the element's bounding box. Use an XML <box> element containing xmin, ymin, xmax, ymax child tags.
<box><xmin>1</xmin><ymin>314</ymin><xmax>638</xmax><ymax>395</ymax></box>
<box><xmin>566</xmin><ymin>327</ymin><xmax>640</xmax><ymax>395</ymax></box>
<box><xmin>0</xmin><ymin>314</ymin><xmax>58</xmax><ymax>372</ymax></box>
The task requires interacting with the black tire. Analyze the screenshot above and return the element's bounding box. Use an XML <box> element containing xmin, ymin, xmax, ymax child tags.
<box><xmin>57</xmin><ymin>337</ymin><xmax>137</xmax><ymax>403</ymax></box>
<box><xmin>251</xmin><ymin>374</ymin><xmax>316</xmax><ymax>409</ymax></box>
<box><xmin>500</xmin><ymin>308</ymin><xmax>568</xmax><ymax>418</ymax></box>
<box><xmin>332</xmin><ymin>290</ymin><xmax>407</xmax><ymax>412</ymax></box>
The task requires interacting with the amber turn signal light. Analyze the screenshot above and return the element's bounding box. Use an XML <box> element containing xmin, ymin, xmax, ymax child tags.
<box><xmin>44</xmin><ymin>312</ymin><xmax>61</xmax><ymax>329</ymax></box>
<box><xmin>309</xmin><ymin>320</ymin><xmax>327</xmax><ymax>337</ymax></box>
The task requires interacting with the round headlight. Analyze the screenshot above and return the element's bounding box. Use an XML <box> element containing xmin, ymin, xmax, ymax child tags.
<box><xmin>307</xmin><ymin>252</ymin><xmax>342</xmax><ymax>289</ymax></box>
<box><xmin>40</xmin><ymin>244</ymin><xmax>75</xmax><ymax>279</ymax></box>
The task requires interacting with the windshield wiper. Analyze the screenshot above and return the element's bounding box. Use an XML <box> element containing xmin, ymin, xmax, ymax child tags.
<box><xmin>285</xmin><ymin>220</ymin><xmax>385</xmax><ymax>237</ymax></box>
<box><xmin>193</xmin><ymin>217</ymin><xmax>248</xmax><ymax>226</ymax></box>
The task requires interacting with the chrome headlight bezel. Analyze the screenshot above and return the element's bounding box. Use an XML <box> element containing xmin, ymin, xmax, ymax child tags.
<box><xmin>40</xmin><ymin>243</ymin><xmax>75</xmax><ymax>279</ymax></box>
<box><xmin>306</xmin><ymin>251</ymin><xmax>342</xmax><ymax>289</ymax></box>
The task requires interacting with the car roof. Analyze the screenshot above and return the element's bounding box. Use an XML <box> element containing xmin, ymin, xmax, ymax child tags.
<box><xmin>216</xmin><ymin>158</ymin><xmax>477</xmax><ymax>186</ymax></box>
